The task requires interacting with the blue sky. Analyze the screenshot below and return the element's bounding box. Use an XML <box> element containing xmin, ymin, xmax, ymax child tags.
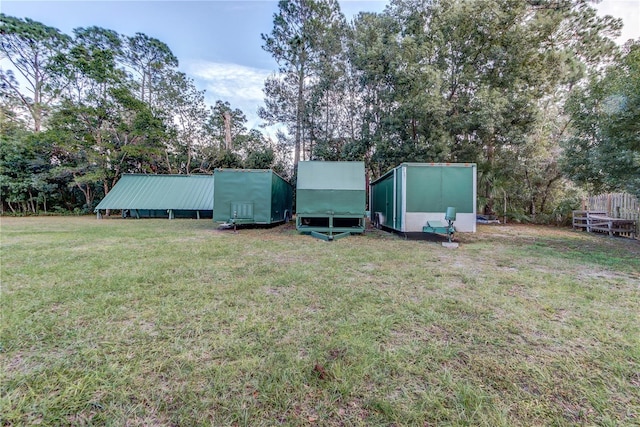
<box><xmin>1</xmin><ymin>0</ymin><xmax>388</xmax><ymax>130</ymax></box>
<box><xmin>2</xmin><ymin>0</ymin><xmax>638</xmax><ymax>132</ymax></box>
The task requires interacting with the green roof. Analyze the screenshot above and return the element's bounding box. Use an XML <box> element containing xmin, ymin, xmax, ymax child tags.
<box><xmin>94</xmin><ymin>174</ymin><xmax>214</xmax><ymax>212</ymax></box>
<box><xmin>296</xmin><ymin>161</ymin><xmax>365</xmax><ymax>190</ymax></box>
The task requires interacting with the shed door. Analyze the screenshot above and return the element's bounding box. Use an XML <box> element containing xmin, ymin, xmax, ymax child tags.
<box><xmin>231</xmin><ymin>202</ymin><xmax>254</xmax><ymax>220</ymax></box>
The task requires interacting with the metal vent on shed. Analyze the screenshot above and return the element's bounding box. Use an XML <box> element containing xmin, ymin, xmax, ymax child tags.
<box><xmin>231</xmin><ymin>202</ymin><xmax>254</xmax><ymax>220</ymax></box>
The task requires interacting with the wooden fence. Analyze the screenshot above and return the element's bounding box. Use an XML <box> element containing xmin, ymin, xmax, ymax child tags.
<box><xmin>584</xmin><ymin>193</ymin><xmax>639</xmax><ymax>238</ymax></box>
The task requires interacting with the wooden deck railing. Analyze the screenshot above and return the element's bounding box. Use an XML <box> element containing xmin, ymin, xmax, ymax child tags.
<box><xmin>586</xmin><ymin>193</ymin><xmax>639</xmax><ymax>238</ymax></box>
<box><xmin>573</xmin><ymin>210</ymin><xmax>636</xmax><ymax>239</ymax></box>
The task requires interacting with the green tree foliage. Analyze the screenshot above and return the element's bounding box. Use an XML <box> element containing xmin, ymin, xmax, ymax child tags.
<box><xmin>342</xmin><ymin>0</ymin><xmax>621</xmax><ymax>216</ymax></box>
<box><xmin>562</xmin><ymin>40</ymin><xmax>640</xmax><ymax>197</ymax></box>
<box><xmin>0</xmin><ymin>3</ymin><xmax>629</xmax><ymax>218</ymax></box>
<box><xmin>45</xmin><ymin>26</ymin><xmax>168</xmax><ymax>209</ymax></box>
<box><xmin>203</xmin><ymin>101</ymin><xmax>283</xmax><ymax>172</ymax></box>
<box><xmin>46</xmin><ymin>86</ymin><xmax>166</xmax><ymax>210</ymax></box>
<box><xmin>0</xmin><ymin>14</ymin><xmax>70</xmax><ymax>132</ymax></box>
<box><xmin>260</xmin><ymin>0</ymin><xmax>345</xmax><ymax>168</ymax></box>
<box><xmin>155</xmin><ymin>70</ymin><xmax>208</xmax><ymax>174</ymax></box>
<box><xmin>125</xmin><ymin>32</ymin><xmax>178</xmax><ymax>107</ymax></box>
<box><xmin>261</xmin><ymin>0</ymin><xmax>620</xmax><ymax>217</ymax></box>
<box><xmin>1</xmin><ymin>16</ymin><xmax>275</xmax><ymax>213</ymax></box>
<box><xmin>241</xmin><ymin>129</ymin><xmax>277</xmax><ymax>170</ymax></box>
<box><xmin>206</xmin><ymin>101</ymin><xmax>249</xmax><ymax>151</ymax></box>
<box><xmin>0</xmin><ymin>127</ymin><xmax>50</xmax><ymax>213</ymax></box>
<box><xmin>350</xmin><ymin>5</ymin><xmax>450</xmax><ymax>173</ymax></box>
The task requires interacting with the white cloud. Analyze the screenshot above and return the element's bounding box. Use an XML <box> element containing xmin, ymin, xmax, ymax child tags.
<box><xmin>595</xmin><ymin>0</ymin><xmax>640</xmax><ymax>44</ymax></box>
<box><xmin>183</xmin><ymin>60</ymin><xmax>274</xmax><ymax>130</ymax></box>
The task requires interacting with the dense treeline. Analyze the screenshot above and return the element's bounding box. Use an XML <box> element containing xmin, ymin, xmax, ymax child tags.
<box><xmin>0</xmin><ymin>15</ymin><xmax>288</xmax><ymax>214</ymax></box>
<box><xmin>259</xmin><ymin>0</ymin><xmax>636</xmax><ymax>220</ymax></box>
<box><xmin>1</xmin><ymin>0</ymin><xmax>638</xmax><ymax>220</ymax></box>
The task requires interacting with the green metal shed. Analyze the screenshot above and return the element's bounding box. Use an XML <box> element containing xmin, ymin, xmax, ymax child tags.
<box><xmin>370</xmin><ymin>163</ymin><xmax>477</xmax><ymax>233</ymax></box>
<box><xmin>213</xmin><ymin>168</ymin><xmax>293</xmax><ymax>225</ymax></box>
<box><xmin>94</xmin><ymin>174</ymin><xmax>214</xmax><ymax>219</ymax></box>
<box><xmin>296</xmin><ymin>161</ymin><xmax>366</xmax><ymax>239</ymax></box>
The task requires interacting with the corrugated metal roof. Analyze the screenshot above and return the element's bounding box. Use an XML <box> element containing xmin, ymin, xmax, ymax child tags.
<box><xmin>296</xmin><ymin>161</ymin><xmax>365</xmax><ymax>190</ymax></box>
<box><xmin>94</xmin><ymin>174</ymin><xmax>214</xmax><ymax>211</ymax></box>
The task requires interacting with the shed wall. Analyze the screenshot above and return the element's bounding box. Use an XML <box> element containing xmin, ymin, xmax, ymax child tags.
<box><xmin>371</xmin><ymin>174</ymin><xmax>394</xmax><ymax>228</ymax></box>
<box><xmin>405</xmin><ymin>165</ymin><xmax>474</xmax><ymax>213</ymax></box>
<box><xmin>370</xmin><ymin>163</ymin><xmax>476</xmax><ymax>233</ymax></box>
<box><xmin>296</xmin><ymin>161</ymin><xmax>366</xmax><ymax>217</ymax></box>
<box><xmin>271</xmin><ymin>173</ymin><xmax>293</xmax><ymax>222</ymax></box>
<box><xmin>213</xmin><ymin>169</ymin><xmax>292</xmax><ymax>225</ymax></box>
<box><xmin>296</xmin><ymin>161</ymin><xmax>366</xmax><ymax>234</ymax></box>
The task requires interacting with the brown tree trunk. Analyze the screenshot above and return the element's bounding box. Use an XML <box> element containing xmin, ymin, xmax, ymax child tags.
<box><xmin>74</xmin><ymin>175</ymin><xmax>93</xmax><ymax>210</ymax></box>
<box><xmin>33</xmin><ymin>71</ymin><xmax>42</xmax><ymax>132</ymax></box>
<box><xmin>223</xmin><ymin>111</ymin><xmax>232</xmax><ymax>151</ymax></box>
<box><xmin>165</xmin><ymin>149</ymin><xmax>173</xmax><ymax>174</ymax></box>
<box><xmin>103</xmin><ymin>181</ymin><xmax>111</xmax><ymax>216</ymax></box>
<box><xmin>483</xmin><ymin>139</ymin><xmax>496</xmax><ymax>215</ymax></box>
<box><xmin>294</xmin><ymin>67</ymin><xmax>304</xmax><ymax>169</ymax></box>
<box><xmin>28</xmin><ymin>190</ymin><xmax>36</xmax><ymax>213</ymax></box>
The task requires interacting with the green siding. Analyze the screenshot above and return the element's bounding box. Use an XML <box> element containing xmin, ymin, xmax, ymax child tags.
<box><xmin>296</xmin><ymin>161</ymin><xmax>365</xmax><ymax>191</ymax></box>
<box><xmin>371</xmin><ymin>174</ymin><xmax>394</xmax><ymax>227</ymax></box>
<box><xmin>395</xmin><ymin>168</ymin><xmax>403</xmax><ymax>230</ymax></box>
<box><xmin>296</xmin><ymin>190</ymin><xmax>365</xmax><ymax>215</ymax></box>
<box><xmin>213</xmin><ymin>169</ymin><xmax>292</xmax><ymax>224</ymax></box>
<box><xmin>405</xmin><ymin>165</ymin><xmax>474</xmax><ymax>213</ymax></box>
<box><xmin>271</xmin><ymin>172</ymin><xmax>293</xmax><ymax>222</ymax></box>
<box><xmin>95</xmin><ymin>174</ymin><xmax>214</xmax><ymax>212</ymax></box>
<box><xmin>296</xmin><ymin>162</ymin><xmax>366</xmax><ymax>216</ymax></box>
<box><xmin>370</xmin><ymin>163</ymin><xmax>476</xmax><ymax>232</ymax></box>
<box><xmin>296</xmin><ymin>161</ymin><xmax>366</xmax><ymax>234</ymax></box>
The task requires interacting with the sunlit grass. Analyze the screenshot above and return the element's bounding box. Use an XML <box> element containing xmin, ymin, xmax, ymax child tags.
<box><xmin>1</xmin><ymin>217</ymin><xmax>639</xmax><ymax>425</ymax></box>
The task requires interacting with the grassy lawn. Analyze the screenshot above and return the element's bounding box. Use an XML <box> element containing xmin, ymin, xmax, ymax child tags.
<box><xmin>1</xmin><ymin>217</ymin><xmax>639</xmax><ymax>426</ymax></box>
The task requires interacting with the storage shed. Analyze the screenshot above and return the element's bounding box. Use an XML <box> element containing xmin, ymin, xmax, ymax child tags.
<box><xmin>296</xmin><ymin>161</ymin><xmax>366</xmax><ymax>239</ymax></box>
<box><xmin>94</xmin><ymin>174</ymin><xmax>214</xmax><ymax>219</ymax></box>
<box><xmin>370</xmin><ymin>163</ymin><xmax>477</xmax><ymax>233</ymax></box>
<box><xmin>213</xmin><ymin>168</ymin><xmax>293</xmax><ymax>225</ymax></box>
